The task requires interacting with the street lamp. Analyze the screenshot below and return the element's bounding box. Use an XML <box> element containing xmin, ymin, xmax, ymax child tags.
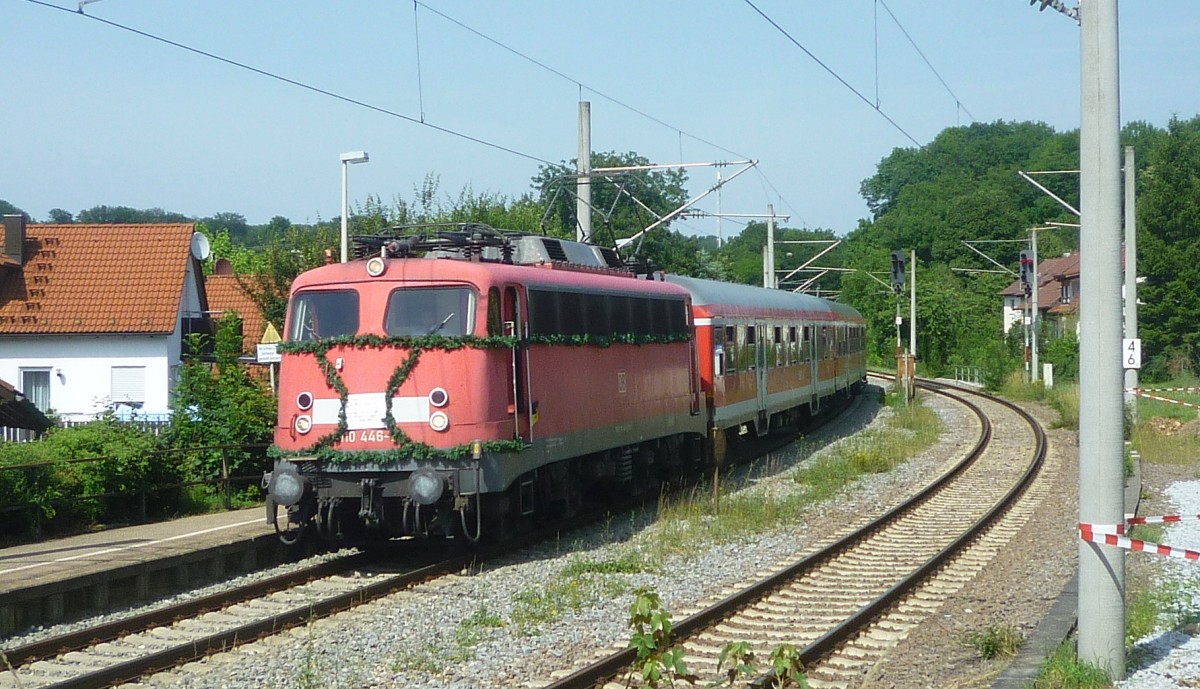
<box><xmin>340</xmin><ymin>150</ymin><xmax>369</xmax><ymax>263</ymax></box>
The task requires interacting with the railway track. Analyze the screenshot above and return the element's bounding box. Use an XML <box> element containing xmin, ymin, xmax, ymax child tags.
<box><xmin>0</xmin><ymin>397</ymin><xmax>863</xmax><ymax>689</ymax></box>
<box><xmin>545</xmin><ymin>378</ymin><xmax>1047</xmax><ymax>689</ymax></box>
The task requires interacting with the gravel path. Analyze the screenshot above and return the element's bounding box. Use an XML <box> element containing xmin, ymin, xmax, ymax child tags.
<box><xmin>1116</xmin><ymin>469</ymin><xmax>1200</xmax><ymax>689</ymax></box>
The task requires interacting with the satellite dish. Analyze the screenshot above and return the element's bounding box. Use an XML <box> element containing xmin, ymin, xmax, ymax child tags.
<box><xmin>190</xmin><ymin>233</ymin><xmax>212</xmax><ymax>261</ymax></box>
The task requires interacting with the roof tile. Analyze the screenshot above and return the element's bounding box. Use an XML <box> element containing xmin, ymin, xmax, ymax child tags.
<box><xmin>0</xmin><ymin>224</ymin><xmax>195</xmax><ymax>335</ymax></box>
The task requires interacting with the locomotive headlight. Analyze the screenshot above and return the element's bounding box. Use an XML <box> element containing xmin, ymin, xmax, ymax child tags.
<box><xmin>428</xmin><ymin>387</ymin><xmax>449</xmax><ymax>408</ymax></box>
<box><xmin>407</xmin><ymin>467</ymin><xmax>444</xmax><ymax>505</ymax></box>
<box><xmin>429</xmin><ymin>411</ymin><xmax>450</xmax><ymax>432</ymax></box>
<box><xmin>294</xmin><ymin>415</ymin><xmax>313</xmax><ymax>435</ymax></box>
<box><xmin>296</xmin><ymin>391</ymin><xmax>313</xmax><ymax>411</ymax></box>
<box><xmin>366</xmin><ymin>256</ymin><xmax>386</xmax><ymax>277</ymax></box>
<box><xmin>268</xmin><ymin>463</ymin><xmax>306</xmax><ymax>507</ymax></box>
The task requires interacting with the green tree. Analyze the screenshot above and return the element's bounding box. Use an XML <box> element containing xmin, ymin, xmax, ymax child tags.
<box><xmin>166</xmin><ymin>313</ymin><xmax>276</xmax><ymax>487</ymax></box>
<box><xmin>76</xmin><ymin>205</ymin><xmax>192</xmax><ymax>223</ymax></box>
<box><xmin>1136</xmin><ymin>115</ymin><xmax>1200</xmax><ymax>377</ymax></box>
<box><xmin>47</xmin><ymin>208</ymin><xmax>74</xmax><ymax>223</ymax></box>
<box><xmin>532</xmin><ymin>151</ymin><xmax>689</xmax><ymax>248</ymax></box>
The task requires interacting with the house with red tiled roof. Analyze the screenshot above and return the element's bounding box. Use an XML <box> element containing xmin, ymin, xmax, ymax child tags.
<box><xmin>0</xmin><ymin>215</ymin><xmax>210</xmax><ymax>422</ymax></box>
<box><xmin>1001</xmin><ymin>253</ymin><xmax>1081</xmax><ymax>338</ymax></box>
<box><xmin>204</xmin><ymin>259</ymin><xmax>269</xmax><ymax>356</ymax></box>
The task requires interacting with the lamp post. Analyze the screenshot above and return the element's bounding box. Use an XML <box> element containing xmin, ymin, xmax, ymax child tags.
<box><xmin>340</xmin><ymin>150</ymin><xmax>369</xmax><ymax>263</ymax></box>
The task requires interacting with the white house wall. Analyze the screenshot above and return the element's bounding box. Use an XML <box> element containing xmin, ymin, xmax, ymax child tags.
<box><xmin>0</xmin><ymin>335</ymin><xmax>173</xmax><ymax>421</ymax></box>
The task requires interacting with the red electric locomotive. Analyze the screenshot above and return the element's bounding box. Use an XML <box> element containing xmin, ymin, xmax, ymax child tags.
<box><xmin>265</xmin><ymin>225</ymin><xmax>865</xmax><ymax>544</ymax></box>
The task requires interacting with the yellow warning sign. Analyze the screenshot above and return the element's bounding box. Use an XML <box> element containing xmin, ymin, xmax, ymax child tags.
<box><xmin>260</xmin><ymin>322</ymin><xmax>282</xmax><ymax>344</ymax></box>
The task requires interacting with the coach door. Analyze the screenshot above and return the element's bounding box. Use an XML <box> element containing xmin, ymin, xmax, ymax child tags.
<box><xmin>504</xmin><ymin>286</ymin><xmax>532</xmax><ymax>442</ymax></box>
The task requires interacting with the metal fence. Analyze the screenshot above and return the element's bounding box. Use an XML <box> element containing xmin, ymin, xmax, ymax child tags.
<box><xmin>952</xmin><ymin>366</ymin><xmax>984</xmax><ymax>387</ymax></box>
<box><xmin>2</xmin><ymin>417</ymin><xmax>173</xmax><ymax>443</ymax></box>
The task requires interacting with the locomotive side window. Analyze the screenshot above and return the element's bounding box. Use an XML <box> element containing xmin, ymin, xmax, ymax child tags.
<box><xmin>288</xmin><ymin>290</ymin><xmax>359</xmax><ymax>341</ymax></box>
<box><xmin>611</xmin><ymin>296</ymin><xmax>633</xmax><ymax>334</ymax></box>
<box><xmin>487</xmin><ymin>287</ymin><xmax>503</xmax><ymax>337</ymax></box>
<box><xmin>384</xmin><ymin>287</ymin><xmax>474</xmax><ymax>337</ymax></box>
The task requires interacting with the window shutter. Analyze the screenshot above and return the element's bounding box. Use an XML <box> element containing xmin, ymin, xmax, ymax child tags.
<box><xmin>111</xmin><ymin>366</ymin><xmax>146</xmax><ymax>403</ymax></box>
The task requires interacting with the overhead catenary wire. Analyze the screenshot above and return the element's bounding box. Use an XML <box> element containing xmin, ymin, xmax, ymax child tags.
<box><xmin>741</xmin><ymin>0</ymin><xmax>921</xmax><ymax>147</ymax></box>
<box><xmin>877</xmin><ymin>0</ymin><xmax>976</xmax><ymax>123</ymax></box>
<box><xmin>27</xmin><ymin>0</ymin><xmax>558</xmax><ymax>168</ymax></box>
<box><xmin>412</xmin><ymin>1</ymin><xmax>808</xmax><ymax>223</ymax></box>
<box><xmin>42</xmin><ymin>0</ymin><xmax>815</xmax><ymax>231</ymax></box>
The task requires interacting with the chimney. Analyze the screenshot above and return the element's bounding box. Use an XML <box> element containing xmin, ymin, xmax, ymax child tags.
<box><xmin>3</xmin><ymin>214</ymin><xmax>25</xmax><ymax>265</ymax></box>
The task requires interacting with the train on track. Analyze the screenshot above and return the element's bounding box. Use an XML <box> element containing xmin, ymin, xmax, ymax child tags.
<box><xmin>264</xmin><ymin>224</ymin><xmax>866</xmax><ymax>544</ymax></box>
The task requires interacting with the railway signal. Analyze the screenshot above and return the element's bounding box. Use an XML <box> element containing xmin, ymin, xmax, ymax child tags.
<box><xmin>890</xmin><ymin>251</ymin><xmax>906</xmax><ymax>292</ymax></box>
<box><xmin>1019</xmin><ymin>251</ymin><xmax>1035</xmax><ymax>295</ymax></box>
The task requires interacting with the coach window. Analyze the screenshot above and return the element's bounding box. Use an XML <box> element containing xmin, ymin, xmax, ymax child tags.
<box><xmin>289</xmin><ymin>290</ymin><xmax>359</xmax><ymax>341</ymax></box>
<box><xmin>773</xmin><ymin>326</ymin><xmax>784</xmax><ymax>367</ymax></box>
<box><xmin>723</xmin><ymin>326</ymin><xmax>737</xmax><ymax>376</ymax></box>
<box><xmin>385</xmin><ymin>287</ymin><xmax>474</xmax><ymax>337</ymax></box>
<box><xmin>742</xmin><ymin>326</ymin><xmax>757</xmax><ymax>371</ymax></box>
<box><xmin>788</xmin><ymin>326</ymin><xmax>798</xmax><ymax>365</ymax></box>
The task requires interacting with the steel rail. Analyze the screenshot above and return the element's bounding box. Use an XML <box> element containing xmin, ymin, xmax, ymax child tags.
<box><xmin>6</xmin><ymin>395</ymin><xmax>864</xmax><ymax>689</ymax></box>
<box><xmin>546</xmin><ymin>376</ymin><xmax>1044</xmax><ymax>689</ymax></box>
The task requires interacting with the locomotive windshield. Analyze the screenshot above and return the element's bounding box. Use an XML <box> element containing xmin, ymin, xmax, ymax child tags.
<box><xmin>385</xmin><ymin>287</ymin><xmax>474</xmax><ymax>337</ymax></box>
<box><xmin>288</xmin><ymin>290</ymin><xmax>360</xmax><ymax>341</ymax></box>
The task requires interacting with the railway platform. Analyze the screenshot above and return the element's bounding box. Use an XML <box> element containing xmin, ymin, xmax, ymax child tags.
<box><xmin>0</xmin><ymin>506</ymin><xmax>286</xmax><ymax>639</ymax></box>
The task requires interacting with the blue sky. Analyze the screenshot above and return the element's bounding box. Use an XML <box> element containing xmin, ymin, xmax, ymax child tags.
<box><xmin>5</xmin><ymin>1</ymin><xmax>1199</xmax><ymax>237</ymax></box>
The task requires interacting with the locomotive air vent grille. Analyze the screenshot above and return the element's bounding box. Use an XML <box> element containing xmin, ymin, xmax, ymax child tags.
<box><xmin>540</xmin><ymin>238</ymin><xmax>570</xmax><ymax>262</ymax></box>
<box><xmin>594</xmin><ymin>246</ymin><xmax>624</xmax><ymax>268</ymax></box>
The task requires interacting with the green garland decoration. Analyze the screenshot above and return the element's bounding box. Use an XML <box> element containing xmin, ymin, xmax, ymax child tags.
<box><xmin>272</xmin><ymin>330</ymin><xmax>691</xmax><ymax>466</ymax></box>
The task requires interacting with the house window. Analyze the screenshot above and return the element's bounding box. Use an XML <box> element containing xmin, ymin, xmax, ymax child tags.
<box><xmin>1061</xmin><ymin>282</ymin><xmax>1072</xmax><ymax>304</ymax></box>
<box><xmin>20</xmin><ymin>368</ymin><xmax>51</xmax><ymax>413</ymax></box>
<box><xmin>111</xmin><ymin>366</ymin><xmax>146</xmax><ymax>405</ymax></box>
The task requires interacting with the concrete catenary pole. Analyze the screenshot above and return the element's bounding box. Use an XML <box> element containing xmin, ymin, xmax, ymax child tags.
<box><xmin>576</xmin><ymin>101</ymin><xmax>592</xmax><ymax>243</ymax></box>
<box><xmin>766</xmin><ymin>204</ymin><xmax>776</xmax><ymax>289</ymax></box>
<box><xmin>909</xmin><ymin>249</ymin><xmax>916</xmax><ymax>364</ymax></box>
<box><xmin>1032</xmin><ymin>229</ymin><xmax>1040</xmax><ymax>383</ymax></box>
<box><xmin>1078</xmin><ymin>0</ymin><xmax>1126</xmax><ymax>677</ymax></box>
<box><xmin>1124</xmin><ymin>145</ymin><xmax>1139</xmax><ymax>421</ymax></box>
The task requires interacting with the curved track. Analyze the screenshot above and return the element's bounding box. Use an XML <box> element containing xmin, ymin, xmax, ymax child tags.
<box><xmin>545</xmin><ymin>378</ymin><xmax>1047</xmax><ymax>689</ymax></box>
<box><xmin>0</xmin><ymin>397</ymin><xmax>865</xmax><ymax>689</ymax></box>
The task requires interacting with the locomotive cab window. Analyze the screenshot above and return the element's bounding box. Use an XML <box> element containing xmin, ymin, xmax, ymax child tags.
<box><xmin>385</xmin><ymin>287</ymin><xmax>475</xmax><ymax>337</ymax></box>
<box><xmin>288</xmin><ymin>290</ymin><xmax>360</xmax><ymax>341</ymax></box>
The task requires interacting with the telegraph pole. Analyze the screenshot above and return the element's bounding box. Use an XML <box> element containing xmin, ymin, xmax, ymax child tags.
<box><xmin>1124</xmin><ymin>145</ymin><xmax>1139</xmax><ymax>421</ymax></box>
<box><xmin>1077</xmin><ymin>0</ymin><xmax>1125</xmax><ymax>677</ymax></box>
<box><xmin>576</xmin><ymin>101</ymin><xmax>592</xmax><ymax>242</ymax></box>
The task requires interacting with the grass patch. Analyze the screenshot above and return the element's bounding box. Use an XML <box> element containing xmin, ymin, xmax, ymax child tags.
<box><xmin>1045</xmin><ymin>383</ymin><xmax>1079</xmax><ymax>430</ymax></box>
<box><xmin>1130</xmin><ymin>422</ymin><xmax>1200</xmax><ymax>466</ymax></box>
<box><xmin>964</xmin><ymin>624</ymin><xmax>1023</xmax><ymax>660</ymax></box>
<box><xmin>510</xmin><ymin>572</ymin><xmax>625</xmax><ymax>635</ymax></box>
<box><xmin>1031</xmin><ymin>642</ymin><xmax>1112</xmax><ymax>688</ymax></box>
<box><xmin>644</xmin><ymin>391</ymin><xmax>941</xmax><ymax>562</ymax></box>
<box><xmin>999</xmin><ymin>370</ymin><xmax>1047</xmax><ymax>402</ymax></box>
<box><xmin>393</xmin><ymin>604</ymin><xmax>507</xmax><ymax>672</ymax></box>
<box><xmin>561</xmin><ymin>550</ymin><xmax>661</xmax><ymax>577</ymax></box>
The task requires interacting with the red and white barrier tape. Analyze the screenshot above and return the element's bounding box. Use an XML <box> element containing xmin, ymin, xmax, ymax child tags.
<box><xmin>1079</xmin><ymin>517</ymin><xmax>1200</xmax><ymax>562</ymax></box>
<box><xmin>1125</xmin><ymin>388</ymin><xmax>1200</xmax><ymax>409</ymax></box>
